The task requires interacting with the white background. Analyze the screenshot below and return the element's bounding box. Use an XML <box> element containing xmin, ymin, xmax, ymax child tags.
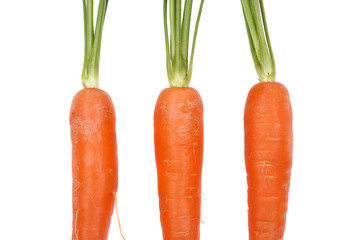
<box><xmin>1</xmin><ymin>1</ymin><xmax>359</xmax><ymax>239</ymax></box>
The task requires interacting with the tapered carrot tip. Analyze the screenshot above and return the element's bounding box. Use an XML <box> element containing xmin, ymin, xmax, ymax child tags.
<box><xmin>244</xmin><ymin>82</ymin><xmax>293</xmax><ymax>240</ymax></box>
<box><xmin>154</xmin><ymin>87</ymin><xmax>204</xmax><ymax>240</ymax></box>
<box><xmin>70</xmin><ymin>88</ymin><xmax>118</xmax><ymax>240</ymax></box>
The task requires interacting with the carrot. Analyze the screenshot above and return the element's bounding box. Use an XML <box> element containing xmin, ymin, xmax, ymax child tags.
<box><xmin>154</xmin><ymin>87</ymin><xmax>204</xmax><ymax>240</ymax></box>
<box><xmin>155</xmin><ymin>1</ymin><xmax>205</xmax><ymax>239</ymax></box>
<box><xmin>244</xmin><ymin>83</ymin><xmax>292</xmax><ymax>239</ymax></box>
<box><xmin>70</xmin><ymin>1</ymin><xmax>119</xmax><ymax>239</ymax></box>
<box><xmin>70</xmin><ymin>88</ymin><xmax>118</xmax><ymax>240</ymax></box>
<box><xmin>241</xmin><ymin>1</ymin><xmax>293</xmax><ymax>239</ymax></box>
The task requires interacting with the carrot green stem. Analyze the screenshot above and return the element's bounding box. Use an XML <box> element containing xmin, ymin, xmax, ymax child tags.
<box><xmin>169</xmin><ymin>0</ymin><xmax>176</xmax><ymax>63</ymax></box>
<box><xmin>181</xmin><ymin>0</ymin><xmax>193</xmax><ymax>69</ymax></box>
<box><xmin>241</xmin><ymin>0</ymin><xmax>275</xmax><ymax>82</ymax></box>
<box><xmin>186</xmin><ymin>0</ymin><xmax>204</xmax><ymax>83</ymax></box>
<box><xmin>164</xmin><ymin>0</ymin><xmax>205</xmax><ymax>87</ymax></box>
<box><xmin>81</xmin><ymin>0</ymin><xmax>109</xmax><ymax>88</ymax></box>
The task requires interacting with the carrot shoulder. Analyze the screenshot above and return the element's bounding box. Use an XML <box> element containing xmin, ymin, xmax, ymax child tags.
<box><xmin>154</xmin><ymin>87</ymin><xmax>204</xmax><ymax>240</ymax></box>
<box><xmin>70</xmin><ymin>89</ymin><xmax>118</xmax><ymax>240</ymax></box>
<box><xmin>244</xmin><ymin>82</ymin><xmax>292</xmax><ymax>239</ymax></box>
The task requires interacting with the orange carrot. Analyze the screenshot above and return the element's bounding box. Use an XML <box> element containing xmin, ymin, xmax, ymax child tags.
<box><xmin>241</xmin><ymin>1</ymin><xmax>293</xmax><ymax>238</ymax></box>
<box><xmin>244</xmin><ymin>82</ymin><xmax>292</xmax><ymax>239</ymax></box>
<box><xmin>70</xmin><ymin>1</ymin><xmax>118</xmax><ymax>239</ymax></box>
<box><xmin>154</xmin><ymin>87</ymin><xmax>204</xmax><ymax>240</ymax></box>
<box><xmin>156</xmin><ymin>1</ymin><xmax>205</xmax><ymax>238</ymax></box>
<box><xmin>70</xmin><ymin>88</ymin><xmax>118</xmax><ymax>240</ymax></box>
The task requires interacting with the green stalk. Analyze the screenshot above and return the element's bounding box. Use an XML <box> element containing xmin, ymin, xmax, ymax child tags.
<box><xmin>164</xmin><ymin>0</ymin><xmax>174</xmax><ymax>81</ymax></box>
<box><xmin>164</xmin><ymin>0</ymin><xmax>205</xmax><ymax>87</ymax></box>
<box><xmin>170</xmin><ymin>0</ymin><xmax>176</xmax><ymax>63</ymax></box>
<box><xmin>172</xmin><ymin>0</ymin><xmax>186</xmax><ymax>85</ymax></box>
<box><xmin>181</xmin><ymin>0</ymin><xmax>193</xmax><ymax>69</ymax></box>
<box><xmin>241</xmin><ymin>0</ymin><xmax>275</xmax><ymax>82</ymax></box>
<box><xmin>81</xmin><ymin>0</ymin><xmax>109</xmax><ymax>88</ymax></box>
<box><xmin>185</xmin><ymin>0</ymin><xmax>204</xmax><ymax>83</ymax></box>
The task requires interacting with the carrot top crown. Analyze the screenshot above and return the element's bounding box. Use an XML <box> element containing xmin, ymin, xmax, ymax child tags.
<box><xmin>81</xmin><ymin>0</ymin><xmax>109</xmax><ymax>88</ymax></box>
<box><xmin>164</xmin><ymin>0</ymin><xmax>205</xmax><ymax>87</ymax></box>
<box><xmin>241</xmin><ymin>0</ymin><xmax>276</xmax><ymax>82</ymax></box>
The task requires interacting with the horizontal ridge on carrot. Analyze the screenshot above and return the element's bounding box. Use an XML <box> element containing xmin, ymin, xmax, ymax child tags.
<box><xmin>241</xmin><ymin>0</ymin><xmax>293</xmax><ymax>239</ymax></box>
<box><xmin>154</xmin><ymin>1</ymin><xmax>205</xmax><ymax>239</ymax></box>
<box><xmin>70</xmin><ymin>1</ymin><xmax>118</xmax><ymax>239</ymax></box>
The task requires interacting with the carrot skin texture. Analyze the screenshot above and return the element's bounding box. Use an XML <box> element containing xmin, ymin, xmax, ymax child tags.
<box><xmin>154</xmin><ymin>87</ymin><xmax>204</xmax><ymax>240</ymax></box>
<box><xmin>244</xmin><ymin>82</ymin><xmax>293</xmax><ymax>240</ymax></box>
<box><xmin>70</xmin><ymin>88</ymin><xmax>118</xmax><ymax>240</ymax></box>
